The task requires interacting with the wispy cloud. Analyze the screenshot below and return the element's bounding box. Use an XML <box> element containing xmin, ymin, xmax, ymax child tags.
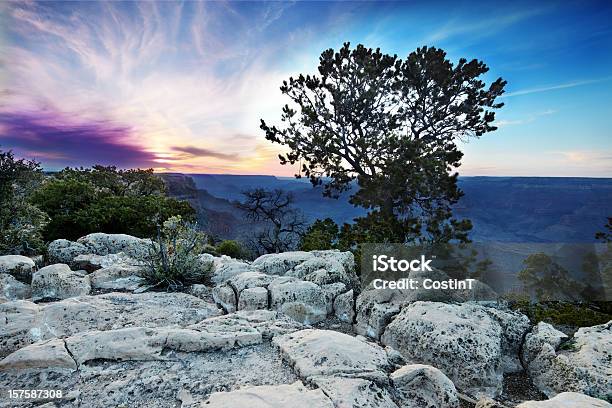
<box><xmin>172</xmin><ymin>146</ymin><xmax>239</xmax><ymax>161</ymax></box>
<box><xmin>494</xmin><ymin>109</ymin><xmax>556</xmax><ymax>127</ymax></box>
<box><xmin>503</xmin><ymin>77</ymin><xmax>612</xmax><ymax>97</ymax></box>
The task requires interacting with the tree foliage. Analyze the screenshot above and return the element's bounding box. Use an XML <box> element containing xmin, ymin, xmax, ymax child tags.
<box><xmin>261</xmin><ymin>43</ymin><xmax>506</xmax><ymax>243</ymax></box>
<box><xmin>299</xmin><ymin>218</ymin><xmax>339</xmax><ymax>251</ymax></box>
<box><xmin>216</xmin><ymin>240</ymin><xmax>247</xmax><ymax>259</ymax></box>
<box><xmin>30</xmin><ymin>166</ymin><xmax>194</xmax><ymax>241</ymax></box>
<box><xmin>595</xmin><ymin>217</ymin><xmax>612</xmax><ymax>242</ymax></box>
<box><xmin>0</xmin><ymin>149</ymin><xmax>48</xmax><ymax>255</ymax></box>
<box><xmin>237</xmin><ymin>188</ymin><xmax>306</xmax><ymax>254</ymax></box>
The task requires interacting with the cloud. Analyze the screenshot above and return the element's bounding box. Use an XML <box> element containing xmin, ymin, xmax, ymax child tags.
<box><xmin>172</xmin><ymin>146</ymin><xmax>239</xmax><ymax>161</ymax></box>
<box><xmin>0</xmin><ymin>110</ymin><xmax>158</xmax><ymax>168</ymax></box>
<box><xmin>503</xmin><ymin>77</ymin><xmax>612</xmax><ymax>97</ymax></box>
<box><xmin>494</xmin><ymin>109</ymin><xmax>556</xmax><ymax>127</ymax></box>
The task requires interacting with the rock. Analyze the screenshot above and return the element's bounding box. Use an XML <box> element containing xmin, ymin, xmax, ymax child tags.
<box><xmin>0</xmin><ymin>255</ymin><xmax>36</xmax><ymax>282</ymax></box>
<box><xmin>253</xmin><ymin>252</ymin><xmax>315</xmax><ymax>275</ymax></box>
<box><xmin>334</xmin><ymin>290</ymin><xmax>354</xmax><ymax>323</ymax></box>
<box><xmin>71</xmin><ymin>252</ymin><xmax>134</xmax><ymax>272</ymax></box>
<box><xmin>202</xmin><ymin>381</ymin><xmax>334</xmax><ymax>408</ymax></box>
<box><xmin>381</xmin><ymin>301</ymin><xmax>530</xmax><ymax>397</ymax></box>
<box><xmin>354</xmin><ymin>286</ymin><xmax>408</xmax><ymax>339</ymax></box>
<box><xmin>238</xmin><ymin>287</ymin><xmax>269</xmax><ymax>311</ymax></box>
<box><xmin>527</xmin><ymin>321</ymin><xmax>611</xmax><ymax>400</ymax></box>
<box><xmin>311</xmin><ymin>376</ymin><xmax>398</xmax><ymax>408</ymax></box>
<box><xmin>0</xmin><ymin>338</ymin><xmax>76</xmax><ymax>371</ymax></box>
<box><xmin>390</xmin><ymin>364</ymin><xmax>460</xmax><ymax>408</ymax></box>
<box><xmin>269</xmin><ymin>279</ymin><xmax>327</xmax><ymax>324</ymax></box>
<box><xmin>76</xmin><ymin>233</ymin><xmax>151</xmax><ymax>258</ymax></box>
<box><xmin>273</xmin><ymin>329</ymin><xmax>390</xmax><ymax>382</ymax></box>
<box><xmin>522</xmin><ymin>322</ymin><xmax>568</xmax><ymax>366</ymax></box>
<box><xmin>516</xmin><ymin>392</ymin><xmax>612</xmax><ymax>407</ymax></box>
<box><xmin>212</xmin><ymin>258</ymin><xmax>258</xmax><ymax>284</ymax></box>
<box><xmin>475</xmin><ymin>397</ymin><xmax>505</xmax><ymax>407</ymax></box>
<box><xmin>0</xmin><ymin>292</ymin><xmax>222</xmax><ymax>355</ymax></box>
<box><xmin>31</xmin><ymin>264</ymin><xmax>91</xmax><ymax>302</ymax></box>
<box><xmin>229</xmin><ymin>271</ymin><xmax>277</xmax><ymax>294</ymax></box>
<box><xmin>321</xmin><ymin>282</ymin><xmax>346</xmax><ymax>314</ymax></box>
<box><xmin>47</xmin><ymin>239</ymin><xmax>90</xmax><ymax>264</ymax></box>
<box><xmin>0</xmin><ymin>273</ymin><xmax>31</xmax><ymax>300</ymax></box>
<box><xmin>89</xmin><ymin>263</ymin><xmax>145</xmax><ymax>291</ymax></box>
<box><xmin>213</xmin><ymin>284</ymin><xmax>237</xmax><ymax>313</ymax></box>
<box><xmin>189</xmin><ymin>284</ymin><xmax>211</xmax><ymax>300</ymax></box>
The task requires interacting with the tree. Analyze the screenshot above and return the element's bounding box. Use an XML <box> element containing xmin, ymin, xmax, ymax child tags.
<box><xmin>261</xmin><ymin>43</ymin><xmax>505</xmax><ymax>243</ymax></box>
<box><xmin>595</xmin><ymin>217</ymin><xmax>612</xmax><ymax>242</ymax></box>
<box><xmin>0</xmin><ymin>149</ymin><xmax>48</xmax><ymax>255</ymax></box>
<box><xmin>237</xmin><ymin>188</ymin><xmax>306</xmax><ymax>254</ymax></box>
<box><xmin>216</xmin><ymin>240</ymin><xmax>246</xmax><ymax>259</ymax></box>
<box><xmin>518</xmin><ymin>253</ymin><xmax>583</xmax><ymax>302</ymax></box>
<box><xmin>30</xmin><ymin>166</ymin><xmax>194</xmax><ymax>241</ymax></box>
<box><xmin>300</xmin><ymin>218</ymin><xmax>339</xmax><ymax>251</ymax></box>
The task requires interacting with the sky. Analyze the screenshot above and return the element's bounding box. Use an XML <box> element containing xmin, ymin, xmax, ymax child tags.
<box><xmin>1</xmin><ymin>0</ymin><xmax>611</xmax><ymax>177</ymax></box>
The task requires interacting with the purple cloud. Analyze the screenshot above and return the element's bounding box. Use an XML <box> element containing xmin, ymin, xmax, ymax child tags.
<box><xmin>172</xmin><ymin>145</ymin><xmax>239</xmax><ymax>161</ymax></box>
<box><xmin>0</xmin><ymin>110</ymin><xmax>158</xmax><ymax>169</ymax></box>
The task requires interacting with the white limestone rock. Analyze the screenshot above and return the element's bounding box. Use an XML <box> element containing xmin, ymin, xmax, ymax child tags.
<box><xmin>238</xmin><ymin>287</ymin><xmax>269</xmax><ymax>311</ymax></box>
<box><xmin>0</xmin><ymin>338</ymin><xmax>76</xmax><ymax>371</ymax></box>
<box><xmin>202</xmin><ymin>381</ymin><xmax>334</xmax><ymax>408</ymax></box>
<box><xmin>522</xmin><ymin>322</ymin><xmax>568</xmax><ymax>365</ymax></box>
<box><xmin>334</xmin><ymin>289</ymin><xmax>355</xmax><ymax>323</ymax></box>
<box><xmin>212</xmin><ymin>284</ymin><xmax>237</xmax><ymax>313</ymax></box>
<box><xmin>269</xmin><ymin>278</ymin><xmax>327</xmax><ymax>324</ymax></box>
<box><xmin>0</xmin><ymin>291</ymin><xmax>221</xmax><ymax>355</ymax></box>
<box><xmin>273</xmin><ymin>329</ymin><xmax>390</xmax><ymax>382</ymax></box>
<box><xmin>517</xmin><ymin>392</ymin><xmax>612</xmax><ymax>407</ymax></box>
<box><xmin>31</xmin><ymin>264</ymin><xmax>91</xmax><ymax>302</ymax></box>
<box><xmin>527</xmin><ymin>321</ymin><xmax>611</xmax><ymax>400</ymax></box>
<box><xmin>0</xmin><ymin>255</ymin><xmax>36</xmax><ymax>282</ymax></box>
<box><xmin>47</xmin><ymin>239</ymin><xmax>89</xmax><ymax>264</ymax></box>
<box><xmin>321</xmin><ymin>282</ymin><xmax>346</xmax><ymax>315</ymax></box>
<box><xmin>76</xmin><ymin>233</ymin><xmax>151</xmax><ymax>258</ymax></box>
<box><xmin>390</xmin><ymin>364</ymin><xmax>460</xmax><ymax>408</ymax></box>
<box><xmin>0</xmin><ymin>273</ymin><xmax>31</xmax><ymax>300</ymax></box>
<box><xmin>380</xmin><ymin>301</ymin><xmax>530</xmax><ymax>397</ymax></box>
<box><xmin>311</xmin><ymin>376</ymin><xmax>398</xmax><ymax>408</ymax></box>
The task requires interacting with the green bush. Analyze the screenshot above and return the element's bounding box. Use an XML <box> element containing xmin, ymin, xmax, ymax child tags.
<box><xmin>216</xmin><ymin>240</ymin><xmax>245</xmax><ymax>259</ymax></box>
<box><xmin>30</xmin><ymin>166</ymin><xmax>195</xmax><ymax>241</ymax></box>
<box><xmin>140</xmin><ymin>216</ymin><xmax>211</xmax><ymax>288</ymax></box>
<box><xmin>300</xmin><ymin>218</ymin><xmax>339</xmax><ymax>251</ymax></box>
<box><xmin>0</xmin><ymin>150</ymin><xmax>48</xmax><ymax>255</ymax></box>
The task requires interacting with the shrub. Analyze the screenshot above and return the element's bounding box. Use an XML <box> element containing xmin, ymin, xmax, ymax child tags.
<box><xmin>140</xmin><ymin>216</ymin><xmax>211</xmax><ymax>289</ymax></box>
<box><xmin>0</xmin><ymin>149</ymin><xmax>48</xmax><ymax>255</ymax></box>
<box><xmin>216</xmin><ymin>240</ymin><xmax>245</xmax><ymax>259</ymax></box>
<box><xmin>30</xmin><ymin>166</ymin><xmax>195</xmax><ymax>241</ymax></box>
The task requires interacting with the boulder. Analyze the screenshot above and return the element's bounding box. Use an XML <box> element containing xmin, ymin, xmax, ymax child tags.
<box><xmin>31</xmin><ymin>264</ymin><xmax>91</xmax><ymax>302</ymax></box>
<box><xmin>71</xmin><ymin>252</ymin><xmax>134</xmax><ymax>273</ymax></box>
<box><xmin>212</xmin><ymin>258</ymin><xmax>258</xmax><ymax>284</ymax></box>
<box><xmin>0</xmin><ymin>292</ymin><xmax>221</xmax><ymax>355</ymax></box>
<box><xmin>311</xmin><ymin>376</ymin><xmax>398</xmax><ymax>408</ymax></box>
<box><xmin>238</xmin><ymin>287</ymin><xmax>269</xmax><ymax>311</ymax></box>
<box><xmin>517</xmin><ymin>392</ymin><xmax>612</xmax><ymax>407</ymax></box>
<box><xmin>381</xmin><ymin>301</ymin><xmax>530</xmax><ymax>397</ymax></box>
<box><xmin>269</xmin><ymin>279</ymin><xmax>327</xmax><ymax>324</ymax></box>
<box><xmin>89</xmin><ymin>263</ymin><xmax>145</xmax><ymax>291</ymax></box>
<box><xmin>527</xmin><ymin>321</ymin><xmax>611</xmax><ymax>400</ymax></box>
<box><xmin>273</xmin><ymin>329</ymin><xmax>390</xmax><ymax>382</ymax></box>
<box><xmin>354</xmin><ymin>286</ymin><xmax>409</xmax><ymax>339</ymax></box>
<box><xmin>212</xmin><ymin>284</ymin><xmax>237</xmax><ymax>313</ymax></box>
<box><xmin>202</xmin><ymin>381</ymin><xmax>334</xmax><ymax>408</ymax></box>
<box><xmin>334</xmin><ymin>289</ymin><xmax>355</xmax><ymax>323</ymax></box>
<box><xmin>0</xmin><ymin>255</ymin><xmax>36</xmax><ymax>282</ymax></box>
<box><xmin>0</xmin><ymin>273</ymin><xmax>31</xmax><ymax>300</ymax></box>
<box><xmin>228</xmin><ymin>271</ymin><xmax>277</xmax><ymax>294</ymax></box>
<box><xmin>390</xmin><ymin>364</ymin><xmax>460</xmax><ymax>408</ymax></box>
<box><xmin>253</xmin><ymin>252</ymin><xmax>314</xmax><ymax>275</ymax></box>
<box><xmin>321</xmin><ymin>282</ymin><xmax>346</xmax><ymax>314</ymax></box>
<box><xmin>189</xmin><ymin>284</ymin><xmax>211</xmax><ymax>300</ymax></box>
<box><xmin>522</xmin><ymin>322</ymin><xmax>568</xmax><ymax>366</ymax></box>
<box><xmin>76</xmin><ymin>233</ymin><xmax>151</xmax><ymax>258</ymax></box>
<box><xmin>47</xmin><ymin>239</ymin><xmax>89</xmax><ymax>264</ymax></box>
<box><xmin>0</xmin><ymin>338</ymin><xmax>76</xmax><ymax>371</ymax></box>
